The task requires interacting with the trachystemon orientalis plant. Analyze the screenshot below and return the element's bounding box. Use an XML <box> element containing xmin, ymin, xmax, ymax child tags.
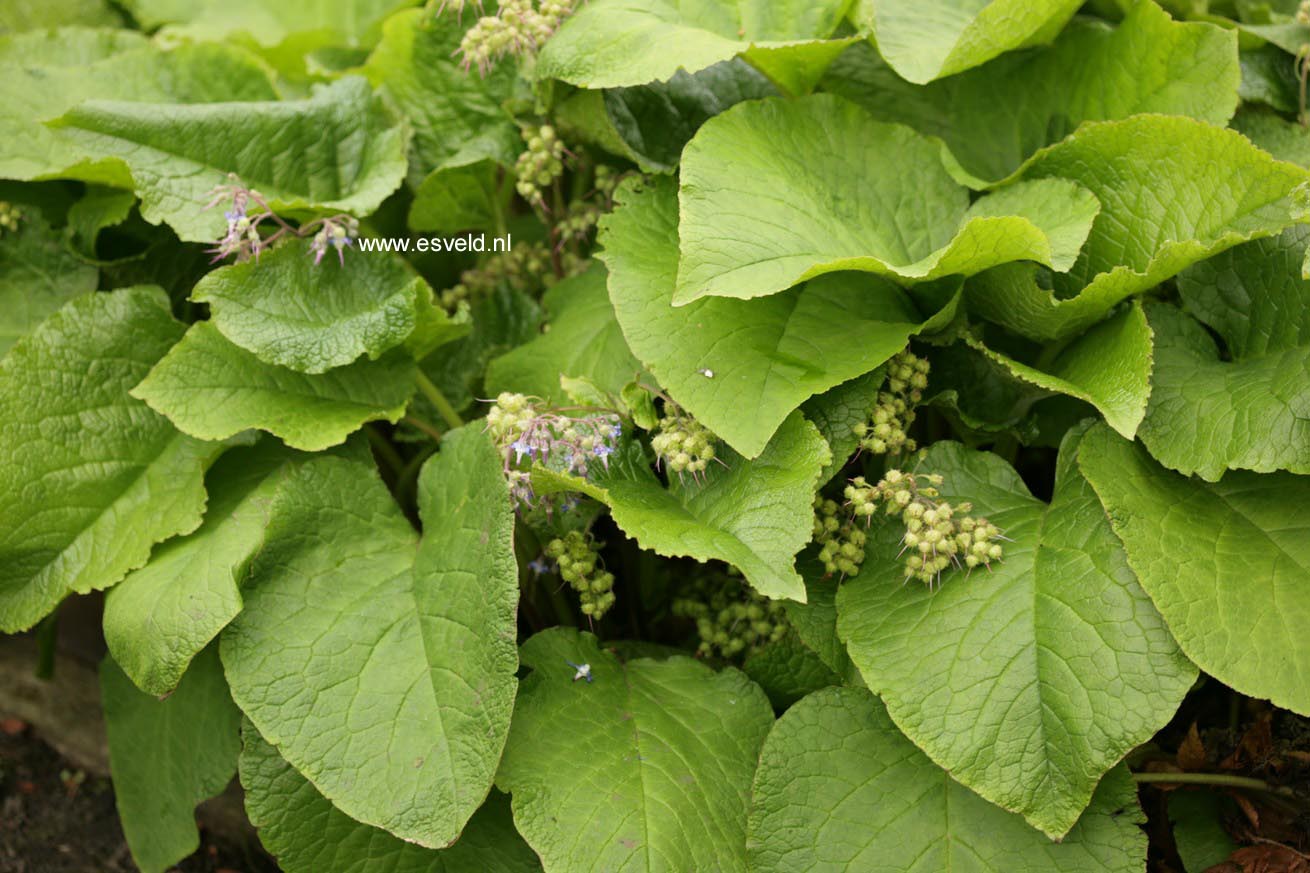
<box><xmin>4</xmin><ymin>2</ymin><xmax>1309</xmax><ymax>871</ymax></box>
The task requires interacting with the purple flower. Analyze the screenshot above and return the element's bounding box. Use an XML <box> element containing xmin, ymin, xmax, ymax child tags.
<box><xmin>511</xmin><ymin>440</ymin><xmax>534</xmax><ymax>462</ymax></box>
<box><xmin>609</xmin><ymin>423</ymin><xmax>622</xmax><ymax>439</ymax></box>
<box><xmin>594</xmin><ymin>443</ymin><xmax>613</xmax><ymax>458</ymax></box>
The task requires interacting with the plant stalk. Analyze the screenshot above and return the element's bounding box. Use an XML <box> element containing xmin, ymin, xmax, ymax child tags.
<box><xmin>415</xmin><ymin>371</ymin><xmax>465</xmax><ymax>430</ymax></box>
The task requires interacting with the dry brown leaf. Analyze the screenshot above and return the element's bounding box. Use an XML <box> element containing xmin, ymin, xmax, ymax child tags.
<box><xmin>1179</xmin><ymin>723</ymin><xmax>1208</xmax><ymax>770</ymax></box>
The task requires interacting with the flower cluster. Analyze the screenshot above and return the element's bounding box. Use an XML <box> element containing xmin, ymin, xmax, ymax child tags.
<box><xmin>812</xmin><ymin>496</ymin><xmax>867</xmax><ymax>578</ymax></box>
<box><xmin>672</xmin><ymin>573</ymin><xmax>788</xmax><ymax>660</ymax></box>
<box><xmin>515</xmin><ymin>124</ymin><xmax>567</xmax><ymax>210</ymax></box>
<box><xmin>0</xmin><ymin>202</ymin><xmax>21</xmax><ymax>235</ymax></box>
<box><xmin>454</xmin><ymin>0</ymin><xmax>577</xmax><ymax>74</ymax></box>
<box><xmin>554</xmin><ymin>166</ymin><xmax>623</xmax><ymax>244</ymax></box>
<box><xmin>855</xmin><ymin>348</ymin><xmax>929</xmax><ymax>456</ymax></box>
<box><xmin>439</xmin><ymin>241</ymin><xmax>557</xmax><ymax>311</ymax></box>
<box><xmin>650</xmin><ymin>405</ymin><xmax>718</xmax><ymax>478</ymax></box>
<box><xmin>204</xmin><ymin>177</ymin><xmax>358</xmax><ymax>265</ymax></box>
<box><xmin>308</xmin><ymin>215</ymin><xmax>360</xmax><ymax>266</ymax></box>
<box><xmin>845</xmin><ymin>470</ymin><xmax>1004</xmax><ymax>588</ymax></box>
<box><xmin>545</xmin><ymin>531</ymin><xmax>616</xmax><ymax>619</ymax></box>
<box><xmin>486</xmin><ymin>392</ymin><xmax>622</xmax><ymax>506</ymax></box>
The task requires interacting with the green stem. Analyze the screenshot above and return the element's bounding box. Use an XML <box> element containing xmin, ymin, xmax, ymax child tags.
<box><xmin>546</xmin><ymin>578</ymin><xmax>576</xmax><ymax>627</ymax></box>
<box><xmin>364</xmin><ymin>425</ymin><xmax>405</xmax><ymax>479</ymax></box>
<box><xmin>1132</xmin><ymin>771</ymin><xmax>1297</xmax><ymax>797</ymax></box>
<box><xmin>404</xmin><ymin>415</ymin><xmax>444</xmax><ymax>443</ymax></box>
<box><xmin>415</xmin><ymin>371</ymin><xmax>464</xmax><ymax>430</ymax></box>
<box><xmin>34</xmin><ymin>612</ymin><xmax>57</xmax><ymax>680</ymax></box>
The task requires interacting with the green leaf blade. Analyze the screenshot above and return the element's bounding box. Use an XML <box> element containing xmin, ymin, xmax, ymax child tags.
<box><xmin>836</xmin><ymin>438</ymin><xmax>1195</xmax><ymax>837</ymax></box>
<box><xmin>675</xmin><ymin>96</ymin><xmax>1099</xmax><ymax>303</ymax></box>
<box><xmin>600</xmin><ymin>174</ymin><xmax>958</xmax><ymax>458</ymax></box>
<box><xmin>221</xmin><ymin>428</ymin><xmax>519</xmax><ymax>846</ymax></box>
<box><xmin>241</xmin><ymin>723</ymin><xmax>541</xmax><ymax>873</ymax></box>
<box><xmin>194</xmin><ymin>239</ymin><xmax>428</xmax><ymax>374</ymax></box>
<box><xmin>102</xmin><ymin>646</ymin><xmax>242</xmax><ymax>873</ymax></box>
<box><xmin>47</xmin><ymin>76</ymin><xmax>408</xmax><ymax>242</ymax></box>
<box><xmin>747</xmin><ymin>686</ymin><xmax>1147</xmax><ymax>872</ymax></box>
<box><xmin>0</xmin><ymin>287</ymin><xmax>217</xmax><ymax>632</ymax></box>
<box><xmin>968</xmin><ymin>115</ymin><xmax>1310</xmax><ymax>340</ymax></box>
<box><xmin>1078</xmin><ymin>423</ymin><xmax>1310</xmax><ymax>716</ymax></box>
<box><xmin>132</xmin><ymin>321</ymin><xmax>416</xmax><ymax>452</ymax></box>
<box><xmin>496</xmin><ymin>628</ymin><xmax>775</xmax><ymax>873</ymax></box>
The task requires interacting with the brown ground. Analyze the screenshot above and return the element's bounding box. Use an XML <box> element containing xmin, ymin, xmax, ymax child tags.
<box><xmin>0</xmin><ymin>720</ymin><xmax>277</xmax><ymax>873</ymax></box>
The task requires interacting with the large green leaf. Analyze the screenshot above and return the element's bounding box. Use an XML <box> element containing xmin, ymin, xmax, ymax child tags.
<box><xmin>1231</xmin><ymin>104</ymin><xmax>1310</xmax><ymax>166</ymax></box>
<box><xmin>1</xmin><ymin>0</ymin><xmax>120</xmax><ymax>32</ymax></box>
<box><xmin>0</xmin><ymin>288</ymin><xmax>218</xmax><ymax>633</ymax></box>
<box><xmin>741</xmin><ymin>630</ymin><xmax>842</xmax><ymax>709</ymax></box>
<box><xmin>535</xmin><ymin>0</ymin><xmax>854</xmax><ymax>94</ymax></box>
<box><xmin>409</xmin><ymin>159</ymin><xmax>504</xmax><ymax>233</ymax></box>
<box><xmin>48</xmin><ymin>76</ymin><xmax>408</xmax><ymax>242</ymax></box>
<box><xmin>1078</xmin><ymin>423</ymin><xmax>1310</xmax><ymax>716</ymax></box>
<box><xmin>0</xmin><ymin>211</ymin><xmax>98</xmax><ymax>354</ymax></box>
<box><xmin>532</xmin><ymin>413</ymin><xmax>828</xmax><ymax>602</ymax></box>
<box><xmin>193</xmin><ymin>238</ymin><xmax>430</xmax><ymax>374</ymax></box>
<box><xmin>747</xmin><ymin>686</ymin><xmax>1147</xmax><ymax>872</ymax></box>
<box><xmin>0</xmin><ymin>28</ymin><xmax>275</xmax><ymax>182</ymax></box>
<box><xmin>1177</xmin><ymin>226</ymin><xmax>1310</xmax><ymax>360</ymax></box>
<box><xmin>132</xmin><ymin>321</ymin><xmax>416</xmax><ymax>452</ymax></box>
<box><xmin>101</xmin><ymin>646</ymin><xmax>242</xmax><ymax>873</ymax></box>
<box><xmin>599</xmin><ymin>174</ymin><xmax>959</xmax><ymax>457</ymax></box>
<box><xmin>1136</xmin><ymin>228</ymin><xmax>1310</xmax><ymax>479</ymax></box>
<box><xmin>485</xmin><ymin>263</ymin><xmax>643</xmax><ymax>404</ymax></box>
<box><xmin>968</xmin><ymin>302</ymin><xmax>1154</xmax><ymax>438</ymax></box>
<box><xmin>241</xmin><ymin>724</ymin><xmax>541</xmax><ymax>873</ymax></box>
<box><xmin>801</xmin><ymin>371</ymin><xmax>884</xmax><ymax>484</ymax></box>
<box><xmin>836</xmin><ymin>437</ymin><xmax>1195</xmax><ymax>837</ymax></box>
<box><xmin>1137</xmin><ymin>302</ymin><xmax>1310</xmax><ymax>480</ymax></box>
<box><xmin>855</xmin><ymin>0</ymin><xmax>1082</xmax><ymax>85</ymax></box>
<box><xmin>362</xmin><ymin>8</ymin><xmax>519</xmax><ymax>181</ymax></box>
<box><xmin>598</xmin><ymin>58</ymin><xmax>779</xmax><ymax>172</ymax></box>
<box><xmin>675</xmin><ymin>95</ymin><xmax>1099</xmax><ymax>303</ymax></box>
<box><xmin>496</xmin><ymin>628</ymin><xmax>775</xmax><ymax>873</ymax></box>
<box><xmin>120</xmin><ymin>0</ymin><xmax>413</xmax><ymax>52</ymax></box>
<box><xmin>781</xmin><ymin>564</ymin><xmax>853</xmax><ymax>679</ymax></box>
<box><xmin>827</xmin><ymin>2</ymin><xmax>1239</xmax><ymax>183</ymax></box>
<box><xmin>967</xmin><ymin>115</ymin><xmax>1310</xmax><ymax>340</ymax></box>
<box><xmin>103</xmin><ymin>440</ymin><xmax>365</xmax><ymax>696</ymax></box>
<box><xmin>221</xmin><ymin>428</ymin><xmax>519</xmax><ymax>846</ymax></box>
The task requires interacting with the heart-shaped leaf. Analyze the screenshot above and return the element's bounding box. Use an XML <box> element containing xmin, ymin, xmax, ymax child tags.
<box><xmin>836</xmin><ymin>435</ymin><xmax>1195</xmax><ymax>836</ymax></box>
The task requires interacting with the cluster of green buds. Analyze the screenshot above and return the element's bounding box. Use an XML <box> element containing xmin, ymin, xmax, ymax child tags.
<box><xmin>545</xmin><ymin>531</ymin><xmax>616</xmax><ymax>619</ymax></box>
<box><xmin>0</xmin><ymin>202</ymin><xmax>21</xmax><ymax>235</ymax></box>
<box><xmin>812</xmin><ymin>497</ymin><xmax>867</xmax><ymax>578</ymax></box>
<box><xmin>515</xmin><ymin>124</ymin><xmax>567</xmax><ymax>209</ymax></box>
<box><xmin>554</xmin><ymin>166</ymin><xmax>625</xmax><ymax>244</ymax></box>
<box><xmin>1299</xmin><ymin>0</ymin><xmax>1310</xmax><ymax>24</ymax></box>
<box><xmin>438</xmin><ymin>241</ymin><xmax>557</xmax><ymax>311</ymax></box>
<box><xmin>650</xmin><ymin>405</ymin><xmax>718</xmax><ymax>478</ymax></box>
<box><xmin>486</xmin><ymin>392</ymin><xmax>622</xmax><ymax>506</ymax></box>
<box><xmin>845</xmin><ymin>470</ymin><xmax>1004</xmax><ymax>588</ymax></box>
<box><xmin>453</xmin><ymin>0</ymin><xmax>576</xmax><ymax>73</ymax></box>
<box><xmin>855</xmin><ymin>349</ymin><xmax>930</xmax><ymax>456</ymax></box>
<box><xmin>672</xmin><ymin>574</ymin><xmax>788</xmax><ymax>660</ymax></box>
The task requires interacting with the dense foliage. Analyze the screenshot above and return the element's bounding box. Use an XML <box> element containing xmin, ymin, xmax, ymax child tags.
<box><xmin>1</xmin><ymin>0</ymin><xmax>1309</xmax><ymax>870</ymax></box>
